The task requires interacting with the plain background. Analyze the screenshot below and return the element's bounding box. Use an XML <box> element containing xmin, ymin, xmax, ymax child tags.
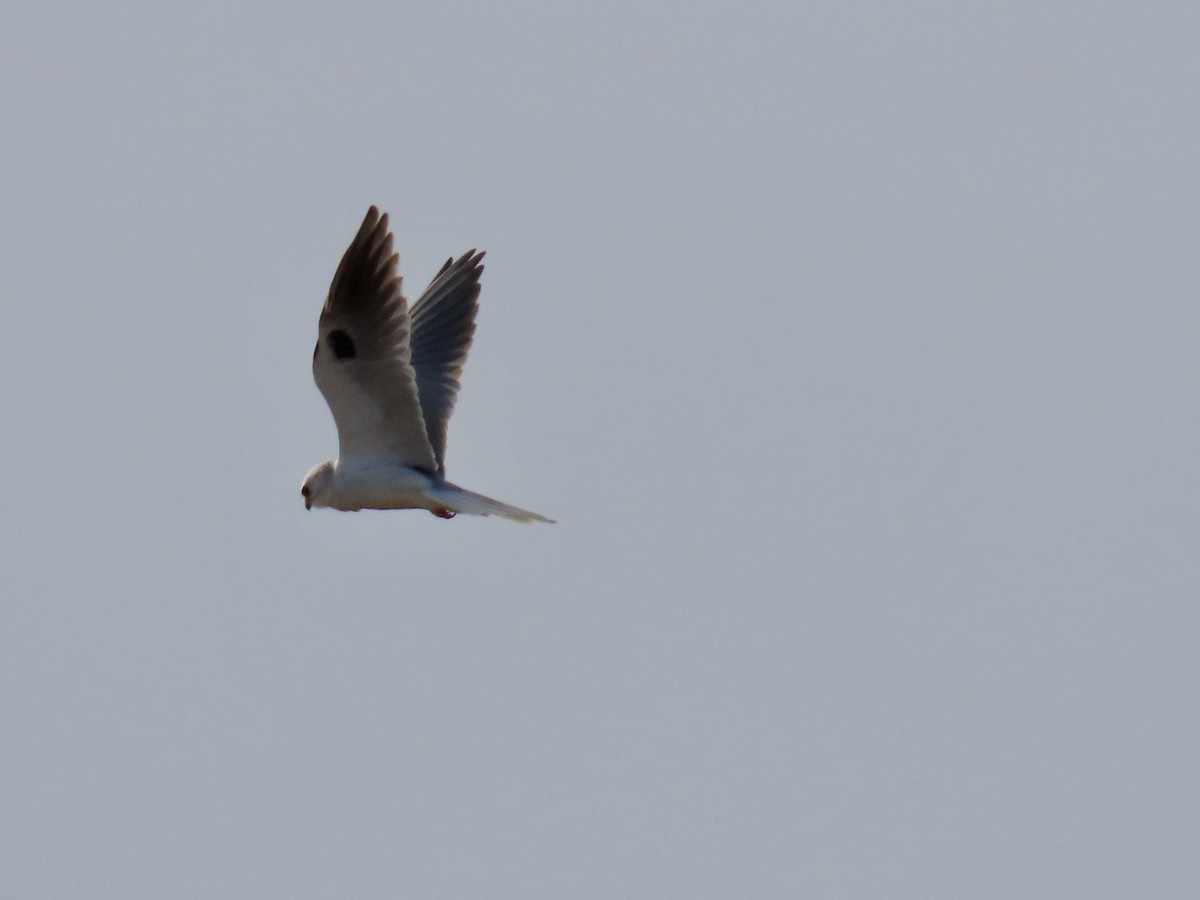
<box><xmin>3</xmin><ymin>2</ymin><xmax>1198</xmax><ymax>897</ymax></box>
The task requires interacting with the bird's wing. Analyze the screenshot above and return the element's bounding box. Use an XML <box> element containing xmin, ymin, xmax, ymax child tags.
<box><xmin>408</xmin><ymin>249</ymin><xmax>484</xmax><ymax>473</ymax></box>
<box><xmin>312</xmin><ymin>206</ymin><xmax>439</xmax><ymax>472</ymax></box>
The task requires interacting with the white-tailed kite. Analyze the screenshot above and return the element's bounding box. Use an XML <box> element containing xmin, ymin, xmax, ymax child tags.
<box><xmin>301</xmin><ymin>206</ymin><xmax>554</xmax><ymax>524</ymax></box>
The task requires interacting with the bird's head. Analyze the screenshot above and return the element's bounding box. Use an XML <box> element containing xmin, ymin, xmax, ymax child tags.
<box><xmin>301</xmin><ymin>461</ymin><xmax>335</xmax><ymax>510</ymax></box>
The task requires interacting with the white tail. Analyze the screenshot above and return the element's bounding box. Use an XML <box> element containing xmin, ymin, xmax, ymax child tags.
<box><xmin>435</xmin><ymin>483</ymin><xmax>555</xmax><ymax>524</ymax></box>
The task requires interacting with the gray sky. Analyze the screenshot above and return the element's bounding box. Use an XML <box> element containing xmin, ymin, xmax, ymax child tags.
<box><xmin>3</xmin><ymin>1</ymin><xmax>1198</xmax><ymax>897</ymax></box>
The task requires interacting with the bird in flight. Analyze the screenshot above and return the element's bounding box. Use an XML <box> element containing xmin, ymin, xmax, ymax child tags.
<box><xmin>301</xmin><ymin>206</ymin><xmax>554</xmax><ymax>524</ymax></box>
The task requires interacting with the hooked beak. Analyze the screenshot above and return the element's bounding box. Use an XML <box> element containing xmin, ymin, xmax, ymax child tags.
<box><xmin>305</xmin><ymin>498</ymin><xmax>312</xmax><ymax>511</ymax></box>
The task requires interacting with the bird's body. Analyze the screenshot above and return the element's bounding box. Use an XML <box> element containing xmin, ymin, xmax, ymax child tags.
<box><xmin>301</xmin><ymin>206</ymin><xmax>553</xmax><ymax>524</ymax></box>
<box><xmin>303</xmin><ymin>458</ymin><xmax>434</xmax><ymax>513</ymax></box>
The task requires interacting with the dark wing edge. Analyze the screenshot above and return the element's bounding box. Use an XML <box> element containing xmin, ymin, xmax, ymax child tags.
<box><xmin>408</xmin><ymin>249</ymin><xmax>485</xmax><ymax>472</ymax></box>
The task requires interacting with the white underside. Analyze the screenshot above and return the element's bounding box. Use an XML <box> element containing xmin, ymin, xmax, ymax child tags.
<box><xmin>323</xmin><ymin>457</ymin><xmax>554</xmax><ymax>523</ymax></box>
<box><xmin>325</xmin><ymin>458</ymin><xmax>438</xmax><ymax>511</ymax></box>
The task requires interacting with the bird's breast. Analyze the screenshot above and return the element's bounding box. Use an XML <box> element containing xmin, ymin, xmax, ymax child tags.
<box><xmin>329</xmin><ymin>459</ymin><xmax>438</xmax><ymax>511</ymax></box>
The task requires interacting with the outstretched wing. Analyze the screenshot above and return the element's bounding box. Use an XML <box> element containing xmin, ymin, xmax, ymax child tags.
<box><xmin>312</xmin><ymin>206</ymin><xmax>439</xmax><ymax>472</ymax></box>
<box><xmin>408</xmin><ymin>249</ymin><xmax>484</xmax><ymax>473</ymax></box>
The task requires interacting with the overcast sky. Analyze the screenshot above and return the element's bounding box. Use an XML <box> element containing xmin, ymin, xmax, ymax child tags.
<box><xmin>3</xmin><ymin>2</ymin><xmax>1198</xmax><ymax>897</ymax></box>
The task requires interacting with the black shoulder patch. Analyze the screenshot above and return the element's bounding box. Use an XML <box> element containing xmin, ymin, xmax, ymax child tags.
<box><xmin>327</xmin><ymin>329</ymin><xmax>357</xmax><ymax>360</ymax></box>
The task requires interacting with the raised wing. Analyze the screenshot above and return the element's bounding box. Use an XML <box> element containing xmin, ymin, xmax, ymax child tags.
<box><xmin>409</xmin><ymin>250</ymin><xmax>484</xmax><ymax>473</ymax></box>
<box><xmin>312</xmin><ymin>207</ymin><xmax>439</xmax><ymax>472</ymax></box>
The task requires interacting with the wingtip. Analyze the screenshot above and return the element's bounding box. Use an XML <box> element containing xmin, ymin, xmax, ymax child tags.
<box><xmin>362</xmin><ymin>205</ymin><xmax>387</xmax><ymax>235</ymax></box>
<box><xmin>350</xmin><ymin>206</ymin><xmax>388</xmax><ymax>248</ymax></box>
